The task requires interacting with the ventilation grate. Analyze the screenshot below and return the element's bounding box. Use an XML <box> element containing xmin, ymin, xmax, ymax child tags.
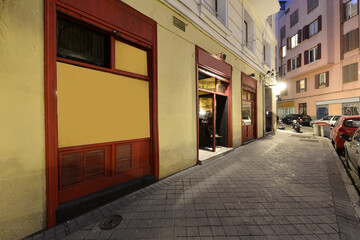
<box><xmin>173</xmin><ymin>16</ymin><xmax>186</xmax><ymax>32</ymax></box>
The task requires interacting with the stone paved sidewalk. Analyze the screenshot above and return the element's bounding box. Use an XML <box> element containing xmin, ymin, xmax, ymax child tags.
<box><xmin>27</xmin><ymin>131</ymin><xmax>360</xmax><ymax>240</ymax></box>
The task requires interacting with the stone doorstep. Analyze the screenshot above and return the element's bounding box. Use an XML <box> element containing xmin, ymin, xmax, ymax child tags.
<box><xmin>198</xmin><ymin>148</ymin><xmax>234</xmax><ymax>165</ymax></box>
<box><xmin>327</xmin><ymin>139</ymin><xmax>360</xmax><ymax>221</ymax></box>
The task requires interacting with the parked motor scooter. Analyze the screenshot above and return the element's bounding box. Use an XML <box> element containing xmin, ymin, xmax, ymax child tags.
<box><xmin>277</xmin><ymin>119</ymin><xmax>285</xmax><ymax>130</ymax></box>
<box><xmin>291</xmin><ymin>118</ymin><xmax>301</xmax><ymax>132</ymax></box>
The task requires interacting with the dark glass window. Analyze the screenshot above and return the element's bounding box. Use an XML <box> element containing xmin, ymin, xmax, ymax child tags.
<box><xmin>307</xmin><ymin>0</ymin><xmax>318</xmax><ymax>13</ymax></box>
<box><xmin>343</xmin><ymin>63</ymin><xmax>358</xmax><ymax>83</ymax></box>
<box><xmin>344</xmin><ymin>0</ymin><xmax>358</xmax><ymax>20</ymax></box>
<box><xmin>299</xmin><ymin>103</ymin><xmax>307</xmax><ymax>115</ymax></box>
<box><xmin>280</xmin><ymin>25</ymin><xmax>286</xmax><ymax>39</ymax></box>
<box><xmin>57</xmin><ymin>17</ymin><xmax>110</xmax><ymax>68</ymax></box>
<box><xmin>290</xmin><ymin>9</ymin><xmax>298</xmax><ymax>28</ymax></box>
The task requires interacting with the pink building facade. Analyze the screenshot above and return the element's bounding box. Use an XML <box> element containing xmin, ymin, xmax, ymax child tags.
<box><xmin>277</xmin><ymin>0</ymin><xmax>360</xmax><ymax>120</ymax></box>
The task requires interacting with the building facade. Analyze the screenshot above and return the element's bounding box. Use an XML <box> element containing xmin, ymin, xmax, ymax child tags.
<box><xmin>0</xmin><ymin>0</ymin><xmax>279</xmax><ymax>238</ymax></box>
<box><xmin>277</xmin><ymin>0</ymin><xmax>360</xmax><ymax>120</ymax></box>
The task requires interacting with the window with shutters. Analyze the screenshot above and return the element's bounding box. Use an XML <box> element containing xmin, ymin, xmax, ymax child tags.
<box><xmin>303</xmin><ymin>16</ymin><xmax>322</xmax><ymax>41</ymax></box>
<box><xmin>290</xmin><ymin>33</ymin><xmax>299</xmax><ymax>49</ymax></box>
<box><xmin>304</xmin><ymin>44</ymin><xmax>321</xmax><ymax>65</ymax></box>
<box><xmin>290</xmin><ymin>9</ymin><xmax>298</xmax><ymax>28</ymax></box>
<box><xmin>280</xmin><ymin>25</ymin><xmax>286</xmax><ymax>40</ymax></box>
<box><xmin>299</xmin><ymin>103</ymin><xmax>307</xmax><ymax>115</ymax></box>
<box><xmin>300</xmin><ymin>79</ymin><xmax>306</xmax><ymax>92</ymax></box>
<box><xmin>307</xmin><ymin>0</ymin><xmax>319</xmax><ymax>13</ymax></box>
<box><xmin>315</xmin><ymin>72</ymin><xmax>329</xmax><ymax>89</ymax></box>
<box><xmin>343</xmin><ymin>62</ymin><xmax>358</xmax><ymax>83</ymax></box>
<box><xmin>281</xmin><ymin>45</ymin><xmax>286</xmax><ymax>58</ymax></box>
<box><xmin>309</xmin><ymin>45</ymin><xmax>318</xmax><ymax>63</ymax></box>
<box><xmin>203</xmin><ymin>0</ymin><xmax>228</xmax><ymax>25</ymax></box>
<box><xmin>343</xmin><ymin>28</ymin><xmax>359</xmax><ymax>53</ymax></box>
<box><xmin>309</xmin><ymin>19</ymin><xmax>319</xmax><ymax>37</ymax></box>
<box><xmin>344</xmin><ymin>0</ymin><xmax>358</xmax><ymax>21</ymax></box>
<box><xmin>296</xmin><ymin>79</ymin><xmax>306</xmax><ymax>93</ymax></box>
<box><xmin>243</xmin><ymin>9</ymin><xmax>255</xmax><ymax>52</ymax></box>
<box><xmin>291</xmin><ymin>56</ymin><xmax>300</xmax><ymax>70</ymax></box>
<box><xmin>264</xmin><ymin>42</ymin><xmax>271</xmax><ymax>67</ymax></box>
<box><xmin>281</xmin><ymin>65</ymin><xmax>286</xmax><ymax>76</ymax></box>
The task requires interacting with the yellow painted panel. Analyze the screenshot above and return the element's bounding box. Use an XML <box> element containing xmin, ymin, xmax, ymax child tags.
<box><xmin>57</xmin><ymin>62</ymin><xmax>150</xmax><ymax>147</ymax></box>
<box><xmin>278</xmin><ymin>101</ymin><xmax>295</xmax><ymax>108</ymax></box>
<box><xmin>115</xmin><ymin>41</ymin><xmax>148</xmax><ymax>76</ymax></box>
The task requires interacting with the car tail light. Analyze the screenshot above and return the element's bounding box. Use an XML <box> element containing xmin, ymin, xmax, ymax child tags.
<box><xmin>300</xmin><ymin>118</ymin><xmax>303</xmax><ymax>122</ymax></box>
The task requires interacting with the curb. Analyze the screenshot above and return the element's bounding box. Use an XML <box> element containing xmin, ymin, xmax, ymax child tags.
<box><xmin>326</xmin><ymin>138</ymin><xmax>360</xmax><ymax>221</ymax></box>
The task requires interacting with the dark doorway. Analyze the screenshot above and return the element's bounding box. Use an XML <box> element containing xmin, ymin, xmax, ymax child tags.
<box><xmin>216</xmin><ymin>95</ymin><xmax>228</xmax><ymax>147</ymax></box>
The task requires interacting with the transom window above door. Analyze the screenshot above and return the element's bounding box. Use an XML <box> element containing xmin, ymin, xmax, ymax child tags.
<box><xmin>198</xmin><ymin>70</ymin><xmax>229</xmax><ymax>94</ymax></box>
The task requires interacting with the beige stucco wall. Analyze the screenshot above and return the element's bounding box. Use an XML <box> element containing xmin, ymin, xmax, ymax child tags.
<box><xmin>329</xmin><ymin>103</ymin><xmax>342</xmax><ymax>115</ymax></box>
<box><xmin>0</xmin><ymin>0</ymin><xmax>46</xmax><ymax>239</ymax></box>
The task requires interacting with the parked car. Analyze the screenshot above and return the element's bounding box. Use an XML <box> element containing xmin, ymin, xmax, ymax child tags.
<box><xmin>282</xmin><ymin>114</ymin><xmax>301</xmax><ymax>124</ymax></box>
<box><xmin>340</xmin><ymin>128</ymin><xmax>360</xmax><ymax>180</ymax></box>
<box><xmin>310</xmin><ymin>115</ymin><xmax>341</xmax><ymax>127</ymax></box>
<box><xmin>298</xmin><ymin>115</ymin><xmax>312</xmax><ymax>126</ymax></box>
<box><xmin>330</xmin><ymin>115</ymin><xmax>360</xmax><ymax>154</ymax></box>
<box><xmin>282</xmin><ymin>114</ymin><xmax>312</xmax><ymax>126</ymax></box>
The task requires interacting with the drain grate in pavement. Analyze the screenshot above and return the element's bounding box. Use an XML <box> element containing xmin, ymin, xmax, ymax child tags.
<box><xmin>99</xmin><ymin>215</ymin><xmax>122</xmax><ymax>230</ymax></box>
<box><xmin>299</xmin><ymin>139</ymin><xmax>319</xmax><ymax>143</ymax></box>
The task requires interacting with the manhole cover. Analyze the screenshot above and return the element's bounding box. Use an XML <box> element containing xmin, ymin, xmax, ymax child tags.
<box><xmin>299</xmin><ymin>139</ymin><xmax>319</xmax><ymax>143</ymax></box>
<box><xmin>99</xmin><ymin>215</ymin><xmax>122</xmax><ymax>230</ymax></box>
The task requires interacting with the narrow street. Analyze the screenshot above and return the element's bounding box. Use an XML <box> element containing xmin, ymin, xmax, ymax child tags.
<box><xmin>29</xmin><ymin>131</ymin><xmax>360</xmax><ymax>240</ymax></box>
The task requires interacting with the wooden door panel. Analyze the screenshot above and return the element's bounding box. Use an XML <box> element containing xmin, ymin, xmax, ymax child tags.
<box><xmin>58</xmin><ymin>138</ymin><xmax>151</xmax><ymax>203</ymax></box>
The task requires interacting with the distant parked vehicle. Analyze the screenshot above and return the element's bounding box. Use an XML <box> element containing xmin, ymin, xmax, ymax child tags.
<box><xmin>282</xmin><ymin>114</ymin><xmax>301</xmax><ymax>124</ymax></box>
<box><xmin>291</xmin><ymin>118</ymin><xmax>301</xmax><ymax>132</ymax></box>
<box><xmin>330</xmin><ymin>115</ymin><xmax>360</xmax><ymax>154</ymax></box>
<box><xmin>277</xmin><ymin>119</ymin><xmax>285</xmax><ymax>130</ymax></box>
<box><xmin>310</xmin><ymin>115</ymin><xmax>341</xmax><ymax>127</ymax></box>
<box><xmin>282</xmin><ymin>114</ymin><xmax>312</xmax><ymax>126</ymax></box>
<box><xmin>340</xmin><ymin>128</ymin><xmax>360</xmax><ymax>181</ymax></box>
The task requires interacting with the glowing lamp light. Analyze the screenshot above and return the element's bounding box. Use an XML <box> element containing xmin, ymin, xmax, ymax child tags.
<box><xmin>274</xmin><ymin>82</ymin><xmax>287</xmax><ymax>96</ymax></box>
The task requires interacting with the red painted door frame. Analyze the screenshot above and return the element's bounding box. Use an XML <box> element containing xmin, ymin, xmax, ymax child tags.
<box><xmin>196</xmin><ymin>46</ymin><xmax>233</xmax><ymax>159</ymax></box>
<box><xmin>241</xmin><ymin>72</ymin><xmax>257</xmax><ymax>143</ymax></box>
<box><xmin>44</xmin><ymin>0</ymin><xmax>159</xmax><ymax>228</ymax></box>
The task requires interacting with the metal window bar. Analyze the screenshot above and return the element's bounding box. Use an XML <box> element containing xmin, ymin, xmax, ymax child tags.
<box><xmin>202</xmin><ymin>0</ymin><xmax>226</xmax><ymax>24</ymax></box>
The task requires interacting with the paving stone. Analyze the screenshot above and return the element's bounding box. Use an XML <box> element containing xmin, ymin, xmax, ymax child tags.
<box><xmin>31</xmin><ymin>132</ymin><xmax>360</xmax><ymax>240</ymax></box>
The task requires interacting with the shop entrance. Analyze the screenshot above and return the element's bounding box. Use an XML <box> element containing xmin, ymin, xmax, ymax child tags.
<box><xmin>196</xmin><ymin>46</ymin><xmax>232</xmax><ymax>161</ymax></box>
<box><xmin>198</xmin><ymin>70</ymin><xmax>229</xmax><ymax>152</ymax></box>
<box><xmin>198</xmin><ymin>92</ymin><xmax>229</xmax><ymax>151</ymax></box>
<box><xmin>242</xmin><ymin>73</ymin><xmax>257</xmax><ymax>143</ymax></box>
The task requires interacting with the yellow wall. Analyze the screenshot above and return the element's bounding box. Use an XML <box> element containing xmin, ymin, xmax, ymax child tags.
<box><xmin>122</xmin><ymin>0</ymin><xmax>269</xmax><ymax>176</ymax></box>
<box><xmin>57</xmin><ymin>62</ymin><xmax>150</xmax><ymax>148</ymax></box>
<box><xmin>157</xmin><ymin>26</ymin><xmax>198</xmax><ymax>178</ymax></box>
<box><xmin>0</xmin><ymin>1</ymin><xmax>46</xmax><ymax>239</ymax></box>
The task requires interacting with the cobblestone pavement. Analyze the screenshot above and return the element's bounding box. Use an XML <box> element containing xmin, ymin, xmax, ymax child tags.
<box><xmin>28</xmin><ymin>131</ymin><xmax>360</xmax><ymax>240</ymax></box>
